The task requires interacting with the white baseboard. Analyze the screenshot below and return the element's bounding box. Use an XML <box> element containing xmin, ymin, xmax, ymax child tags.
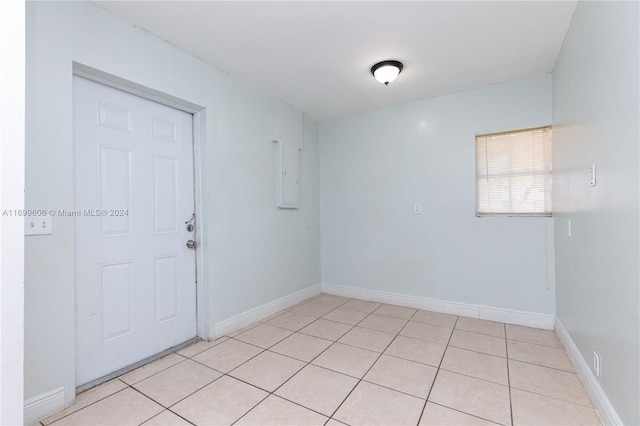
<box><xmin>212</xmin><ymin>284</ymin><xmax>321</xmax><ymax>338</ymax></box>
<box><xmin>321</xmin><ymin>283</ymin><xmax>555</xmax><ymax>330</ymax></box>
<box><xmin>555</xmin><ymin>318</ymin><xmax>621</xmax><ymax>426</ymax></box>
<box><xmin>24</xmin><ymin>386</ymin><xmax>65</xmax><ymax>425</ymax></box>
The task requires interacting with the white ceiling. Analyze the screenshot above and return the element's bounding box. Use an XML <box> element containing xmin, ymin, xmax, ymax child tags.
<box><xmin>92</xmin><ymin>1</ymin><xmax>577</xmax><ymax>122</ymax></box>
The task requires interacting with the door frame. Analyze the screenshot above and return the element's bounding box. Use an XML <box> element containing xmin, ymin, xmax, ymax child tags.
<box><xmin>72</xmin><ymin>62</ymin><xmax>210</xmax><ymax>353</ymax></box>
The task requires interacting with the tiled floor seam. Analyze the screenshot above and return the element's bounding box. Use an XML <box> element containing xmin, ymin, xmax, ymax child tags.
<box><xmin>427</xmin><ymin>401</ymin><xmax>501</xmax><ymax>426</ymax></box>
<box><xmin>447</xmin><ymin>342</ymin><xmax>508</xmax><ymax>358</ymax></box>
<box><xmin>130</xmin><ymin>373</ymin><xmax>220</xmax><ymax>412</ymax></box>
<box><xmin>187</xmin><ymin>337</ymin><xmax>267</xmax><ymax>374</ymax></box>
<box><xmin>358</xmin><ymin>377</ymin><xmax>428</xmax><ymax>400</ymax></box>
<box><xmin>274</xmin><ymin>329</ymin><xmax>348</xmax><ymax>372</ymax></box>
<box><xmin>437</xmin><ymin>367</ymin><xmax>511</xmax><ymax>387</ymax></box>
<box><xmin>454</xmin><ymin>328</ymin><xmax>505</xmax><ymax>339</ymax></box>
<box><xmin>507</xmin><ymin>384</ymin><xmax>596</xmax><ymax>409</ymax></box>
<box><xmin>44</xmin><ymin>382</ymin><xmax>133</xmax><ymax>425</ymax></box>
<box><xmin>143</xmin><ymin>409</ymin><xmax>196</xmax><ymax>426</ymax></box>
<box><xmin>237</xmin><ymin>389</ymin><xmax>331</xmax><ymax>424</ymax></box>
<box><xmin>381</xmin><ymin>352</ymin><xmax>441</xmax><ymax>369</ymax></box>
<box><xmin>505</xmin><ymin>323</ymin><xmax>514</xmax><ymax>426</ymax></box>
<box><xmin>397</xmin><ymin>320</ymin><xmax>455</xmax><ymax>347</ymax></box>
<box><xmin>226</xmin><ymin>388</ymin><xmax>270</xmax><ymax>426</ymax></box>
<box><xmin>120</xmin><ymin>355</ymin><xmax>189</xmax><ymax>386</ymax></box>
<box><xmin>193</xmin><ymin>360</ymin><xmax>327</xmax><ymax>423</ymax></box>
<box><xmin>325</xmin><ymin>328</ymin><xmax>404</xmax><ymax>421</ymax></box>
<box><xmin>507</xmin><ymin>336</ymin><xmax>562</xmax><ymax>349</ymax></box>
<box><xmin>176</xmin><ymin>339</ymin><xmax>227</xmax><ymax>359</ymax></box>
<box><xmin>139</xmin><ymin>404</ymin><xmax>197</xmax><ymax>426</ymax></box>
<box><xmin>229</xmin><ymin>303</ymin><xmax>355</xmax><ymax>426</ymax></box>
<box><xmin>507</xmin><ymin>357</ymin><xmax>578</xmax><ymax>373</ymax></box>
<box><xmin>176</xmin><ymin>320</ymin><xmax>336</xmax><ymax>424</ymax></box>
<box><xmin>233</xmin><ymin>325</ymin><xmax>352</xmax><ymax>421</ymax></box>
<box><xmin>416</xmin><ymin>314</ymin><xmax>459</xmax><ymax>425</ymax></box>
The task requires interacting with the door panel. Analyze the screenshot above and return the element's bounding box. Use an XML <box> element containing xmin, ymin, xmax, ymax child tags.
<box><xmin>73</xmin><ymin>76</ymin><xmax>196</xmax><ymax>386</ymax></box>
<box><xmin>100</xmin><ymin>262</ymin><xmax>134</xmax><ymax>342</ymax></box>
<box><xmin>98</xmin><ymin>146</ymin><xmax>133</xmax><ymax>237</ymax></box>
<box><xmin>152</xmin><ymin>155</ymin><xmax>178</xmax><ymax>233</ymax></box>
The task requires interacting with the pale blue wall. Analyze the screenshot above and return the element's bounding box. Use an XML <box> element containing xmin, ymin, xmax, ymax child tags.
<box><xmin>552</xmin><ymin>2</ymin><xmax>639</xmax><ymax>424</ymax></box>
<box><xmin>25</xmin><ymin>0</ymin><xmax>320</xmax><ymax>407</ymax></box>
<box><xmin>320</xmin><ymin>76</ymin><xmax>555</xmax><ymax>315</ymax></box>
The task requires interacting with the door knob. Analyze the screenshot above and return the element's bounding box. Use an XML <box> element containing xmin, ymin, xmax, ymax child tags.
<box><xmin>186</xmin><ymin>239</ymin><xmax>196</xmax><ymax>249</ymax></box>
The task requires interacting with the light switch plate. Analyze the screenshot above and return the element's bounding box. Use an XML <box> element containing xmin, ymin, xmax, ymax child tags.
<box><xmin>25</xmin><ymin>215</ymin><xmax>53</xmax><ymax>235</ymax></box>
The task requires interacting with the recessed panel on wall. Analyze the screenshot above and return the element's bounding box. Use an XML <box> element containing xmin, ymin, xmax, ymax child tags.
<box><xmin>98</xmin><ymin>146</ymin><xmax>132</xmax><ymax>237</ymax></box>
<box><xmin>101</xmin><ymin>261</ymin><xmax>134</xmax><ymax>343</ymax></box>
<box><xmin>274</xmin><ymin>140</ymin><xmax>301</xmax><ymax>208</ymax></box>
<box><xmin>97</xmin><ymin>101</ymin><xmax>132</xmax><ymax>133</ymax></box>
<box><xmin>271</xmin><ymin>97</ymin><xmax>303</xmax><ymax>209</ymax></box>
<box><xmin>152</xmin><ymin>118</ymin><xmax>177</xmax><ymax>144</ymax></box>
<box><xmin>154</xmin><ymin>256</ymin><xmax>179</xmax><ymax>324</ymax></box>
<box><xmin>153</xmin><ymin>156</ymin><xmax>178</xmax><ymax>233</ymax></box>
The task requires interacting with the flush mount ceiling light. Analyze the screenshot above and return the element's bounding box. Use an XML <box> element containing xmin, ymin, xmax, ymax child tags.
<box><xmin>371</xmin><ymin>60</ymin><xmax>403</xmax><ymax>86</ymax></box>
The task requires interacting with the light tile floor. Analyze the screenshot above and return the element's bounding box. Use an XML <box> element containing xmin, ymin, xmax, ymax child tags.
<box><xmin>38</xmin><ymin>294</ymin><xmax>602</xmax><ymax>426</ymax></box>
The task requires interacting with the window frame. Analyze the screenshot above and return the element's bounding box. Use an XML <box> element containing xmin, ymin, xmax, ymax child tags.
<box><xmin>475</xmin><ymin>125</ymin><xmax>552</xmax><ymax>218</ymax></box>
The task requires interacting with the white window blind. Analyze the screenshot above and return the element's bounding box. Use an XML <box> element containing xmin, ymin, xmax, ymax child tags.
<box><xmin>476</xmin><ymin>126</ymin><xmax>552</xmax><ymax>217</ymax></box>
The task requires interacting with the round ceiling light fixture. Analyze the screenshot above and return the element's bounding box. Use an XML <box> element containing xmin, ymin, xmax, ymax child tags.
<box><xmin>371</xmin><ymin>60</ymin><xmax>403</xmax><ymax>86</ymax></box>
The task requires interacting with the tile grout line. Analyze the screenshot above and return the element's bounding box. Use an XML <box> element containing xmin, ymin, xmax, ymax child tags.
<box><xmin>507</xmin><ymin>336</ymin><xmax>564</xmax><ymax>349</ymax></box>
<box><xmin>338</xmin><ymin>311</ymin><xmax>454</xmax><ymax>402</ymax></box>
<box><xmin>507</xmin><ymin>356</ymin><xmax>580</xmax><ymax>374</ymax></box>
<box><xmin>416</xmin><ymin>313</ymin><xmax>460</xmax><ymax>425</ymax></box>
<box><xmin>446</xmin><ymin>332</ymin><xmax>576</xmax><ymax>373</ymax></box>
<box><xmin>317</xmin><ymin>307</ymin><xmax>418</xmax><ymax>422</ymax></box>
<box><xmin>127</xmin><ymin>385</ymin><xmax>198</xmax><ymax>426</ymax></box>
<box><xmin>428</xmin><ymin>401</ymin><xmax>503</xmax><ymax>425</ymax></box>
<box><xmin>419</xmin><ymin>318</ymin><xmax>514</xmax><ymax>426</ymax></box>
<box><xmin>127</xmin><ymin>372</ymin><xmax>220</xmax><ymax>421</ymax></box>
<box><xmin>312</xmin><ymin>303</ymin><xmax>416</xmax><ymax>422</ymax></box>
<box><xmin>253</xmin><ymin>297</ymin><xmax>431</xmax><ymax>423</ymax></box>
<box><xmin>229</xmin><ymin>295</ymin><xmax>357</xmax><ymax>425</ymax></box>
<box><xmin>44</xmin><ymin>383</ymin><xmax>133</xmax><ymax>425</ymax></box>
<box><xmin>119</xmin><ymin>353</ymin><xmax>189</xmax><ymax>387</ymax></box>
<box><xmin>137</xmin><ymin>408</ymin><xmax>196</xmax><ymax>426</ymax></box>
<box><xmin>130</xmin><ymin>337</ymin><xmax>276</xmax><ymax>419</ymax></box>
<box><xmin>506</xmin><ymin>323</ymin><xmax>515</xmax><ymax>426</ymax></box>
<box><xmin>187</xmin><ymin>337</ymin><xmax>266</xmax><ymax>372</ymax></box>
<box><xmin>213</xmin><ymin>302</ymin><xmax>450</xmax><ymax>425</ymax></box>
<box><xmin>325</xmin><ymin>327</ymin><xmax>403</xmax><ymax>421</ymax></box>
<box><xmin>272</xmin><ymin>298</ymin><xmax>375</xmax><ymax>423</ymax></box>
<box><xmin>506</xmin><ymin>385</ymin><xmax>597</xmax><ymax>410</ymax></box>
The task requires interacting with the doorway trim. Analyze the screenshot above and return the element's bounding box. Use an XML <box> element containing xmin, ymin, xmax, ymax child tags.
<box><xmin>71</xmin><ymin>61</ymin><xmax>210</xmax><ymax>355</ymax></box>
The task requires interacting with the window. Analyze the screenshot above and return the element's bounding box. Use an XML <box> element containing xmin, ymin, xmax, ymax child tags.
<box><xmin>476</xmin><ymin>126</ymin><xmax>552</xmax><ymax>217</ymax></box>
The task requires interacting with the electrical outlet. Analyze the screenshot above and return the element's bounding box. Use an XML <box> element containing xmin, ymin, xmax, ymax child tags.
<box><xmin>413</xmin><ymin>203</ymin><xmax>422</xmax><ymax>215</ymax></box>
<box><xmin>590</xmin><ymin>164</ymin><xmax>597</xmax><ymax>186</ymax></box>
<box><xmin>593</xmin><ymin>351</ymin><xmax>601</xmax><ymax>377</ymax></box>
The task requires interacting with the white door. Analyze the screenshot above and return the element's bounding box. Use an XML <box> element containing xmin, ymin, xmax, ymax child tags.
<box><xmin>73</xmin><ymin>76</ymin><xmax>197</xmax><ymax>386</ymax></box>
